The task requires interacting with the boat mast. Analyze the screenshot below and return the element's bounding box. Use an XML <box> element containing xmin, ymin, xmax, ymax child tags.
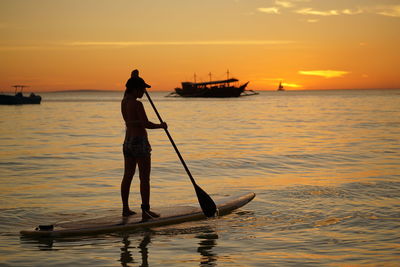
<box><xmin>227</xmin><ymin>69</ymin><xmax>230</xmax><ymax>86</ymax></box>
<box><xmin>208</xmin><ymin>72</ymin><xmax>212</xmax><ymax>82</ymax></box>
<box><xmin>12</xmin><ymin>85</ymin><xmax>28</xmax><ymax>94</ymax></box>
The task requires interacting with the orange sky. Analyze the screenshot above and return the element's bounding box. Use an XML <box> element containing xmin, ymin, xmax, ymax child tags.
<box><xmin>1</xmin><ymin>0</ymin><xmax>399</xmax><ymax>92</ymax></box>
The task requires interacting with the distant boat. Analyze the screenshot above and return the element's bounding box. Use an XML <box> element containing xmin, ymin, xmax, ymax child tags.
<box><xmin>0</xmin><ymin>85</ymin><xmax>41</xmax><ymax>105</ymax></box>
<box><xmin>167</xmin><ymin>71</ymin><xmax>258</xmax><ymax>98</ymax></box>
<box><xmin>277</xmin><ymin>81</ymin><xmax>285</xmax><ymax>91</ymax></box>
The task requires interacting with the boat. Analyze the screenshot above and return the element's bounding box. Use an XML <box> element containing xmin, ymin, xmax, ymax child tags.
<box><xmin>277</xmin><ymin>81</ymin><xmax>285</xmax><ymax>91</ymax></box>
<box><xmin>167</xmin><ymin>71</ymin><xmax>258</xmax><ymax>98</ymax></box>
<box><xmin>0</xmin><ymin>85</ymin><xmax>41</xmax><ymax>105</ymax></box>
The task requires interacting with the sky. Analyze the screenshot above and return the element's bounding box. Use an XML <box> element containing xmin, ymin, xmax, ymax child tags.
<box><xmin>0</xmin><ymin>0</ymin><xmax>399</xmax><ymax>92</ymax></box>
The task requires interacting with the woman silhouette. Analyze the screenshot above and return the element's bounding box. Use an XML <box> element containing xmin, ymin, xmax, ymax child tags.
<box><xmin>121</xmin><ymin>69</ymin><xmax>167</xmax><ymax>220</ymax></box>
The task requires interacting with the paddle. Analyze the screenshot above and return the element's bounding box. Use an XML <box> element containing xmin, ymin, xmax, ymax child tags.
<box><xmin>144</xmin><ymin>90</ymin><xmax>217</xmax><ymax>217</ymax></box>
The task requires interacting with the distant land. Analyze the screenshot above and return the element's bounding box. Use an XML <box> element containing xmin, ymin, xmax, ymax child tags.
<box><xmin>48</xmin><ymin>89</ymin><xmax>166</xmax><ymax>93</ymax></box>
<box><xmin>0</xmin><ymin>89</ymin><xmax>119</xmax><ymax>94</ymax></box>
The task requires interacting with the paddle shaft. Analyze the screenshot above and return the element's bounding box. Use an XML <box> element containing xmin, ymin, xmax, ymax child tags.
<box><xmin>144</xmin><ymin>90</ymin><xmax>197</xmax><ymax>186</ymax></box>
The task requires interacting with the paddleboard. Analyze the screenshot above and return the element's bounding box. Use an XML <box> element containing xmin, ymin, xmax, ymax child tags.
<box><xmin>20</xmin><ymin>192</ymin><xmax>255</xmax><ymax>237</ymax></box>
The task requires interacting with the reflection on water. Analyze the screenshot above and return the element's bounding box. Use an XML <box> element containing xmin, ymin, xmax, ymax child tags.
<box><xmin>120</xmin><ymin>232</ymin><xmax>152</xmax><ymax>267</ymax></box>
<box><xmin>137</xmin><ymin>233</ymin><xmax>151</xmax><ymax>267</ymax></box>
<box><xmin>196</xmin><ymin>231</ymin><xmax>218</xmax><ymax>267</ymax></box>
<box><xmin>118</xmin><ymin>228</ymin><xmax>219</xmax><ymax>267</ymax></box>
<box><xmin>19</xmin><ymin>236</ymin><xmax>55</xmax><ymax>251</ymax></box>
<box><xmin>120</xmin><ymin>234</ymin><xmax>135</xmax><ymax>266</ymax></box>
<box><xmin>118</xmin><ymin>227</ymin><xmax>220</xmax><ymax>267</ymax></box>
<box><xmin>20</xmin><ymin>226</ymin><xmax>220</xmax><ymax>267</ymax></box>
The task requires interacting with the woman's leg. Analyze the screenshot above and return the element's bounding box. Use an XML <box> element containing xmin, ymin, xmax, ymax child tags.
<box><xmin>137</xmin><ymin>155</ymin><xmax>160</xmax><ymax>219</ymax></box>
<box><xmin>121</xmin><ymin>156</ymin><xmax>137</xmax><ymax>216</ymax></box>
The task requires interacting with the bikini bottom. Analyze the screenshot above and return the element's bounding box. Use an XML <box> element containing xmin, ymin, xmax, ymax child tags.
<box><xmin>123</xmin><ymin>136</ymin><xmax>152</xmax><ymax>158</ymax></box>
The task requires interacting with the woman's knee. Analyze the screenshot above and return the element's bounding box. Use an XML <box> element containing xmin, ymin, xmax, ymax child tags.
<box><xmin>138</xmin><ymin>158</ymin><xmax>151</xmax><ymax>177</ymax></box>
<box><xmin>139</xmin><ymin>174</ymin><xmax>150</xmax><ymax>187</ymax></box>
<box><xmin>139</xmin><ymin>173</ymin><xmax>150</xmax><ymax>181</ymax></box>
<box><xmin>123</xmin><ymin>168</ymin><xmax>135</xmax><ymax>179</ymax></box>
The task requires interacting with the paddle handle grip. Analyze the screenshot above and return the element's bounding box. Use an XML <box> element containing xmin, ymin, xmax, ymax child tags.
<box><xmin>144</xmin><ymin>90</ymin><xmax>197</xmax><ymax>185</ymax></box>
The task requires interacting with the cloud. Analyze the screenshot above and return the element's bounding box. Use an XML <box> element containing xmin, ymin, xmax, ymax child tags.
<box><xmin>375</xmin><ymin>5</ymin><xmax>400</xmax><ymax>17</ymax></box>
<box><xmin>299</xmin><ymin>70</ymin><xmax>349</xmax><ymax>78</ymax></box>
<box><xmin>296</xmin><ymin>5</ymin><xmax>400</xmax><ymax>18</ymax></box>
<box><xmin>0</xmin><ymin>40</ymin><xmax>296</xmax><ymax>50</ymax></box>
<box><xmin>258</xmin><ymin>0</ymin><xmax>309</xmax><ymax>15</ymax></box>
<box><xmin>259</xmin><ymin>4</ymin><xmax>363</xmax><ymax>17</ymax></box>
<box><xmin>342</xmin><ymin>9</ymin><xmax>363</xmax><ymax>15</ymax></box>
<box><xmin>257</xmin><ymin>2</ymin><xmax>400</xmax><ymax>18</ymax></box>
<box><xmin>67</xmin><ymin>40</ymin><xmax>295</xmax><ymax>46</ymax></box>
<box><xmin>275</xmin><ymin>1</ymin><xmax>294</xmax><ymax>8</ymax></box>
<box><xmin>296</xmin><ymin>8</ymin><xmax>340</xmax><ymax>16</ymax></box>
<box><xmin>276</xmin><ymin>0</ymin><xmax>311</xmax><ymax>6</ymax></box>
<box><xmin>257</xmin><ymin>7</ymin><xmax>280</xmax><ymax>14</ymax></box>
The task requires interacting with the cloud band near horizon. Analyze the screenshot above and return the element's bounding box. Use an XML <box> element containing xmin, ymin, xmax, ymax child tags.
<box><xmin>67</xmin><ymin>40</ymin><xmax>295</xmax><ymax>46</ymax></box>
<box><xmin>258</xmin><ymin>3</ymin><xmax>400</xmax><ymax>18</ymax></box>
<box><xmin>0</xmin><ymin>40</ymin><xmax>296</xmax><ymax>50</ymax></box>
<box><xmin>299</xmin><ymin>70</ymin><xmax>349</xmax><ymax>78</ymax></box>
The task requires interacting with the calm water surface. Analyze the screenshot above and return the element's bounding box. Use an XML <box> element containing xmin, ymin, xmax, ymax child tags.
<box><xmin>0</xmin><ymin>90</ymin><xmax>399</xmax><ymax>266</ymax></box>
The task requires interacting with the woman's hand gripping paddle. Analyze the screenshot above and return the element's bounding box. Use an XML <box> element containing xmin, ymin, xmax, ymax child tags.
<box><xmin>144</xmin><ymin>90</ymin><xmax>217</xmax><ymax>217</ymax></box>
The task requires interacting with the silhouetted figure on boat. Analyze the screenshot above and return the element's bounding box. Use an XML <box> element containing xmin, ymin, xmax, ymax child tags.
<box><xmin>0</xmin><ymin>85</ymin><xmax>41</xmax><ymax>105</ymax></box>
<box><xmin>121</xmin><ymin>69</ymin><xmax>167</xmax><ymax>220</ymax></box>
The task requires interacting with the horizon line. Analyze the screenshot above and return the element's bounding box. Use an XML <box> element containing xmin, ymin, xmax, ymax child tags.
<box><xmin>2</xmin><ymin>88</ymin><xmax>398</xmax><ymax>93</ymax></box>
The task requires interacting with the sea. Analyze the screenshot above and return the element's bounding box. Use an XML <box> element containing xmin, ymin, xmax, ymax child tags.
<box><xmin>0</xmin><ymin>89</ymin><xmax>399</xmax><ymax>266</ymax></box>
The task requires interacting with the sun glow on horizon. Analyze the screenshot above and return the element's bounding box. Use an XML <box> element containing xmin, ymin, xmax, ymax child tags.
<box><xmin>282</xmin><ymin>82</ymin><xmax>302</xmax><ymax>88</ymax></box>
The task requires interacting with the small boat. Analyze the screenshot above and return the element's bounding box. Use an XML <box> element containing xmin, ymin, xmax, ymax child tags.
<box><xmin>0</xmin><ymin>85</ymin><xmax>41</xmax><ymax>105</ymax></box>
<box><xmin>277</xmin><ymin>81</ymin><xmax>285</xmax><ymax>91</ymax></box>
<box><xmin>167</xmin><ymin>71</ymin><xmax>258</xmax><ymax>98</ymax></box>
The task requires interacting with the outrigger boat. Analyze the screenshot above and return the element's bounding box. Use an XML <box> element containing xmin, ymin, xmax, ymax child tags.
<box><xmin>0</xmin><ymin>85</ymin><xmax>41</xmax><ymax>105</ymax></box>
<box><xmin>167</xmin><ymin>71</ymin><xmax>258</xmax><ymax>98</ymax></box>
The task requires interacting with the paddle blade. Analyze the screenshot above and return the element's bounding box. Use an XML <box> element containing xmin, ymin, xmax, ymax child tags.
<box><xmin>194</xmin><ymin>184</ymin><xmax>217</xmax><ymax>217</ymax></box>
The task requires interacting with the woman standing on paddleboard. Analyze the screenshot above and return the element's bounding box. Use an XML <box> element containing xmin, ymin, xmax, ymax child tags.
<box><xmin>121</xmin><ymin>69</ymin><xmax>167</xmax><ymax>219</ymax></box>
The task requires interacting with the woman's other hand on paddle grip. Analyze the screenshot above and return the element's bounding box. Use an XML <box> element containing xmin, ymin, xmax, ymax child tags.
<box><xmin>160</xmin><ymin>122</ymin><xmax>168</xmax><ymax>130</ymax></box>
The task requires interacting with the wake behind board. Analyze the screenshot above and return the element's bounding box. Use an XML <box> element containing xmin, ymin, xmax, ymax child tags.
<box><xmin>20</xmin><ymin>192</ymin><xmax>255</xmax><ymax>237</ymax></box>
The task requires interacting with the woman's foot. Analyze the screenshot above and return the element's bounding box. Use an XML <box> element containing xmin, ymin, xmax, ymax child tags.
<box><xmin>142</xmin><ymin>210</ymin><xmax>160</xmax><ymax>221</ymax></box>
<box><xmin>122</xmin><ymin>209</ymin><xmax>137</xmax><ymax>217</ymax></box>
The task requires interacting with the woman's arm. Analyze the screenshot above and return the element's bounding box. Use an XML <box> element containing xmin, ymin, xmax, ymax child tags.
<box><xmin>138</xmin><ymin>102</ymin><xmax>167</xmax><ymax>129</ymax></box>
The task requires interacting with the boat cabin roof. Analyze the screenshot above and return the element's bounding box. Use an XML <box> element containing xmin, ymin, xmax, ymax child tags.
<box><xmin>185</xmin><ymin>78</ymin><xmax>238</xmax><ymax>86</ymax></box>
